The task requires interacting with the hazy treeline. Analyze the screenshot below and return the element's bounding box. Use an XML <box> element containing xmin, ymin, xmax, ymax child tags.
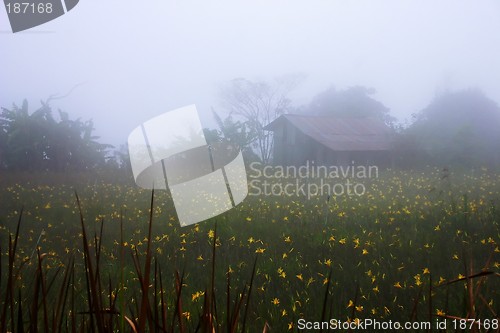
<box><xmin>214</xmin><ymin>79</ymin><xmax>500</xmax><ymax>168</ymax></box>
<box><xmin>0</xmin><ymin>99</ymin><xmax>113</xmax><ymax>171</ymax></box>
<box><xmin>396</xmin><ymin>89</ymin><xmax>500</xmax><ymax>167</ymax></box>
<box><xmin>1</xmin><ymin>80</ymin><xmax>500</xmax><ymax>173</ymax></box>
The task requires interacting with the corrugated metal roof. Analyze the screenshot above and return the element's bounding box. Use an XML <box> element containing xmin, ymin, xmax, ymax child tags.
<box><xmin>265</xmin><ymin>114</ymin><xmax>393</xmax><ymax>151</ymax></box>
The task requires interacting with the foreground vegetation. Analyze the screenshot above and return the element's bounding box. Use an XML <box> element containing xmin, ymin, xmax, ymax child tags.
<box><xmin>0</xmin><ymin>167</ymin><xmax>499</xmax><ymax>332</ymax></box>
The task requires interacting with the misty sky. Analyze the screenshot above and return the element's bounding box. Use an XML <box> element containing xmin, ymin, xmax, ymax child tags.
<box><xmin>1</xmin><ymin>1</ymin><xmax>500</xmax><ymax>147</ymax></box>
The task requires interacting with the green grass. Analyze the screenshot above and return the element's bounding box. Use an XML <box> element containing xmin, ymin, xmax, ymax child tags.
<box><xmin>0</xmin><ymin>167</ymin><xmax>499</xmax><ymax>331</ymax></box>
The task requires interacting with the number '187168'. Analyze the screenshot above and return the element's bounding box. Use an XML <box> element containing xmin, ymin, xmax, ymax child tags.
<box><xmin>6</xmin><ymin>2</ymin><xmax>53</xmax><ymax>14</ymax></box>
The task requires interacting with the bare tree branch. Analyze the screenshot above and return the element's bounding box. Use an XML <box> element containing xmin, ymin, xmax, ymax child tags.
<box><xmin>219</xmin><ymin>75</ymin><xmax>304</xmax><ymax>163</ymax></box>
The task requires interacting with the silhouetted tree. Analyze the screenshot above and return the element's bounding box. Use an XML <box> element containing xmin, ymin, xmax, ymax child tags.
<box><xmin>0</xmin><ymin>99</ymin><xmax>112</xmax><ymax>171</ymax></box>
<box><xmin>219</xmin><ymin>75</ymin><xmax>303</xmax><ymax>163</ymax></box>
<box><xmin>407</xmin><ymin>89</ymin><xmax>500</xmax><ymax>167</ymax></box>
<box><xmin>211</xmin><ymin>110</ymin><xmax>260</xmax><ymax>162</ymax></box>
<box><xmin>307</xmin><ymin>85</ymin><xmax>395</xmax><ymax>126</ymax></box>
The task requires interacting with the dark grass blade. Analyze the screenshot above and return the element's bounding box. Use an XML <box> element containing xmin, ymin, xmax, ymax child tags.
<box><xmin>153</xmin><ymin>259</ymin><xmax>159</xmax><ymax>331</ymax></box>
<box><xmin>71</xmin><ymin>261</ymin><xmax>76</xmax><ymax>333</ymax></box>
<box><xmin>37</xmin><ymin>250</ymin><xmax>50</xmax><ymax>332</ymax></box>
<box><xmin>30</xmin><ymin>250</ymin><xmax>42</xmax><ymax>333</ymax></box>
<box><xmin>201</xmin><ymin>287</ymin><xmax>211</xmax><ymax>332</ymax></box>
<box><xmin>54</xmin><ymin>256</ymin><xmax>74</xmax><ymax>333</ymax></box>
<box><xmin>0</xmin><ymin>208</ymin><xmax>23</xmax><ymax>332</ymax></box>
<box><xmin>119</xmin><ymin>209</ymin><xmax>126</xmax><ymax>333</ymax></box>
<box><xmin>464</xmin><ymin>257</ymin><xmax>475</xmax><ymax>319</ymax></box>
<box><xmin>138</xmin><ymin>189</ymin><xmax>155</xmax><ymax>332</ymax></box>
<box><xmin>229</xmin><ymin>284</ymin><xmax>247</xmax><ymax>333</ymax></box>
<box><xmin>438</xmin><ymin>271</ymin><xmax>496</xmax><ymax>286</ymax></box>
<box><xmin>472</xmin><ymin>249</ymin><xmax>495</xmax><ymax>305</ymax></box>
<box><xmin>75</xmin><ymin>191</ymin><xmax>105</xmax><ymax>332</ymax></box>
<box><xmin>210</xmin><ymin>224</ymin><xmax>218</xmax><ymax>331</ymax></box>
<box><xmin>428</xmin><ymin>274</ymin><xmax>432</xmax><ymax>330</ymax></box>
<box><xmin>478</xmin><ymin>294</ymin><xmax>498</xmax><ymax>317</ymax></box>
<box><xmin>108</xmin><ymin>277</ymin><xmax>117</xmax><ymax>332</ymax></box>
<box><xmin>320</xmin><ymin>269</ymin><xmax>332</xmax><ymax>333</ymax></box>
<box><xmin>8</xmin><ymin>235</ymin><xmax>15</xmax><ymax>332</ymax></box>
<box><xmin>241</xmin><ymin>254</ymin><xmax>258</xmax><ymax>333</ymax></box>
<box><xmin>409</xmin><ymin>287</ymin><xmax>423</xmax><ymax>321</ymax></box>
<box><xmin>93</xmin><ymin>218</ymin><xmax>105</xmax><ymax>319</ymax></box>
<box><xmin>171</xmin><ymin>270</ymin><xmax>186</xmax><ymax>333</ymax></box>
<box><xmin>226</xmin><ymin>270</ymin><xmax>231</xmax><ymax>333</ymax></box>
<box><xmin>158</xmin><ymin>263</ymin><xmax>167</xmax><ymax>332</ymax></box>
<box><xmin>124</xmin><ymin>315</ymin><xmax>139</xmax><ymax>333</ymax></box>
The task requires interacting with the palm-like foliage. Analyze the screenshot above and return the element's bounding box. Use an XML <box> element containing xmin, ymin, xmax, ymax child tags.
<box><xmin>0</xmin><ymin>99</ymin><xmax>112</xmax><ymax>171</ymax></box>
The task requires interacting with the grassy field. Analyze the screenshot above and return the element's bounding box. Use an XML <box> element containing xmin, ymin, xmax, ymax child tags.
<box><xmin>0</xmin><ymin>167</ymin><xmax>499</xmax><ymax>332</ymax></box>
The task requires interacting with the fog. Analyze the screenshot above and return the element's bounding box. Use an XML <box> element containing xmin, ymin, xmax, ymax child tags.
<box><xmin>1</xmin><ymin>0</ymin><xmax>500</xmax><ymax>147</ymax></box>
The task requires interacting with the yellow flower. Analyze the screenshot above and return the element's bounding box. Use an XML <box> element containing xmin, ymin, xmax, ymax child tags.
<box><xmin>255</xmin><ymin>248</ymin><xmax>266</xmax><ymax>254</ymax></box>
<box><xmin>296</xmin><ymin>274</ymin><xmax>303</xmax><ymax>281</ymax></box>
<box><xmin>207</xmin><ymin>230</ymin><xmax>214</xmax><ymax>239</ymax></box>
<box><xmin>423</xmin><ymin>268</ymin><xmax>430</xmax><ymax>274</ymax></box>
<box><xmin>394</xmin><ymin>281</ymin><xmax>402</xmax><ymax>288</ymax></box>
<box><xmin>271</xmin><ymin>298</ymin><xmax>280</xmax><ymax>305</ymax></box>
<box><xmin>436</xmin><ymin>309</ymin><xmax>445</xmax><ymax>316</ymax></box>
<box><xmin>353</xmin><ymin>238</ymin><xmax>360</xmax><ymax>248</ymax></box>
<box><xmin>347</xmin><ymin>300</ymin><xmax>354</xmax><ymax>308</ymax></box>
<box><xmin>191</xmin><ymin>291</ymin><xmax>205</xmax><ymax>301</ymax></box>
<box><xmin>362</xmin><ymin>249</ymin><xmax>369</xmax><ymax>255</ymax></box>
